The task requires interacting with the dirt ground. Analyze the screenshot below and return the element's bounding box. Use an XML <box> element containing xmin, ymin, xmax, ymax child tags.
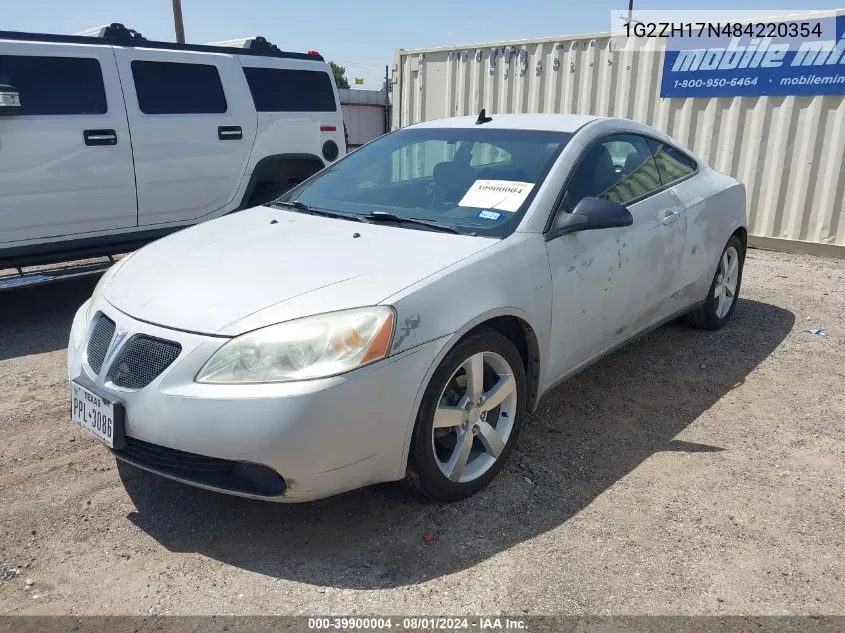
<box><xmin>0</xmin><ymin>248</ymin><xmax>842</xmax><ymax>616</ymax></box>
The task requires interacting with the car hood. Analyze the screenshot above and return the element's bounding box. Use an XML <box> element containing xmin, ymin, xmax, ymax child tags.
<box><xmin>104</xmin><ymin>207</ymin><xmax>495</xmax><ymax>336</ymax></box>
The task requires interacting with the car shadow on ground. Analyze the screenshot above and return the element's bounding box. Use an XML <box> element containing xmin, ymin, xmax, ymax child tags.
<box><xmin>118</xmin><ymin>298</ymin><xmax>794</xmax><ymax>589</ymax></box>
<box><xmin>0</xmin><ymin>277</ymin><xmax>99</xmax><ymax>361</ymax></box>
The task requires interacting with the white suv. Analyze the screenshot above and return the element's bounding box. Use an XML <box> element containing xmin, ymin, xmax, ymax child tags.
<box><xmin>0</xmin><ymin>24</ymin><xmax>345</xmax><ymax>271</ymax></box>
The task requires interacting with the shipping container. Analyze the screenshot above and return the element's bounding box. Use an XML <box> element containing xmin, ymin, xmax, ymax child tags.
<box><xmin>391</xmin><ymin>18</ymin><xmax>845</xmax><ymax>257</ymax></box>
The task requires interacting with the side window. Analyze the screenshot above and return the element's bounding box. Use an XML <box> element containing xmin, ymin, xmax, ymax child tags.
<box><xmin>563</xmin><ymin>134</ymin><xmax>663</xmax><ymax>210</ymax></box>
<box><xmin>242</xmin><ymin>67</ymin><xmax>337</xmax><ymax>112</ymax></box>
<box><xmin>131</xmin><ymin>61</ymin><xmax>227</xmax><ymax>114</ymax></box>
<box><xmin>390</xmin><ymin>140</ymin><xmax>462</xmax><ymax>182</ymax></box>
<box><xmin>470</xmin><ymin>142</ymin><xmax>511</xmax><ymax>167</ymax></box>
<box><xmin>346</xmin><ymin>140</ymin><xmax>442</xmax><ymax>188</ymax></box>
<box><xmin>0</xmin><ymin>55</ymin><xmax>106</xmax><ymax>115</ymax></box>
<box><xmin>648</xmin><ymin>139</ymin><xmax>697</xmax><ymax>185</ymax></box>
<box><xmin>350</xmin><ymin>140</ymin><xmax>466</xmax><ymax>188</ymax></box>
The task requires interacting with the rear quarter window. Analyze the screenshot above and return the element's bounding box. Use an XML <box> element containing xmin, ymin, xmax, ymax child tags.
<box><xmin>647</xmin><ymin>139</ymin><xmax>697</xmax><ymax>185</ymax></box>
<box><xmin>242</xmin><ymin>67</ymin><xmax>337</xmax><ymax>112</ymax></box>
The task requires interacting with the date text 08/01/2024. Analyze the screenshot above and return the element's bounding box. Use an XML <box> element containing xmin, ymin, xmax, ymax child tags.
<box><xmin>307</xmin><ymin>617</ymin><xmax>528</xmax><ymax>630</ymax></box>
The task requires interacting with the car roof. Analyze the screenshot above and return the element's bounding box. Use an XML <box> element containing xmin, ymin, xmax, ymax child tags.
<box><xmin>407</xmin><ymin>113</ymin><xmax>601</xmax><ymax>133</ymax></box>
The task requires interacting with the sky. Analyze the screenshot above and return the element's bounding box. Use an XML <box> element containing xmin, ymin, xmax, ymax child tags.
<box><xmin>5</xmin><ymin>0</ymin><xmax>844</xmax><ymax>90</ymax></box>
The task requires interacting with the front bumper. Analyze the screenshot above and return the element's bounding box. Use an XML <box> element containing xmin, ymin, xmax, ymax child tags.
<box><xmin>67</xmin><ymin>300</ymin><xmax>446</xmax><ymax>502</ymax></box>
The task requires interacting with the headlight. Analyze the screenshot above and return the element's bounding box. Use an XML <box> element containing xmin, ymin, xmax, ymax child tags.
<box><xmin>196</xmin><ymin>306</ymin><xmax>396</xmax><ymax>384</ymax></box>
<box><xmin>86</xmin><ymin>252</ymin><xmax>135</xmax><ymax>323</ymax></box>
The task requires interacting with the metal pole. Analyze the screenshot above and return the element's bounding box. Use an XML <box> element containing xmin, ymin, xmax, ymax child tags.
<box><xmin>384</xmin><ymin>64</ymin><xmax>389</xmax><ymax>135</ymax></box>
<box><xmin>172</xmin><ymin>0</ymin><xmax>185</xmax><ymax>43</ymax></box>
<box><xmin>627</xmin><ymin>0</ymin><xmax>633</xmax><ymax>24</ymax></box>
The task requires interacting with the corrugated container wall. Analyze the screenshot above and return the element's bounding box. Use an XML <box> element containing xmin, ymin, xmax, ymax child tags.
<box><xmin>392</xmin><ymin>32</ymin><xmax>845</xmax><ymax>257</ymax></box>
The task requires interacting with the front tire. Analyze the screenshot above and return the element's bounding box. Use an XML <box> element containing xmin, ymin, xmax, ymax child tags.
<box><xmin>685</xmin><ymin>234</ymin><xmax>745</xmax><ymax>330</ymax></box>
<box><xmin>406</xmin><ymin>328</ymin><xmax>527</xmax><ymax>502</ymax></box>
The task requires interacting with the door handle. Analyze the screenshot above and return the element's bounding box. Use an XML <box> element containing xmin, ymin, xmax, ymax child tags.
<box><xmin>218</xmin><ymin>125</ymin><xmax>243</xmax><ymax>140</ymax></box>
<box><xmin>83</xmin><ymin>129</ymin><xmax>117</xmax><ymax>146</ymax></box>
<box><xmin>661</xmin><ymin>210</ymin><xmax>681</xmax><ymax>225</ymax></box>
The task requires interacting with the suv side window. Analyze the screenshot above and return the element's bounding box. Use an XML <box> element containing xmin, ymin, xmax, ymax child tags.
<box><xmin>131</xmin><ymin>61</ymin><xmax>227</xmax><ymax>115</ymax></box>
<box><xmin>647</xmin><ymin>139</ymin><xmax>697</xmax><ymax>185</ymax></box>
<box><xmin>563</xmin><ymin>134</ymin><xmax>663</xmax><ymax>210</ymax></box>
<box><xmin>0</xmin><ymin>55</ymin><xmax>106</xmax><ymax>115</ymax></box>
<box><xmin>242</xmin><ymin>67</ymin><xmax>337</xmax><ymax>112</ymax></box>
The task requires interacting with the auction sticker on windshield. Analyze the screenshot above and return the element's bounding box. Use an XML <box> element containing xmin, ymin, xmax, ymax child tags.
<box><xmin>71</xmin><ymin>381</ymin><xmax>123</xmax><ymax>448</ymax></box>
<box><xmin>459</xmin><ymin>180</ymin><xmax>535</xmax><ymax>212</ymax></box>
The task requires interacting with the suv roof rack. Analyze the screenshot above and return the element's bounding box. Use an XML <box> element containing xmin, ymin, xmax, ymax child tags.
<box><xmin>205</xmin><ymin>36</ymin><xmax>280</xmax><ymax>51</ymax></box>
<box><xmin>207</xmin><ymin>36</ymin><xmax>327</xmax><ymax>57</ymax></box>
<box><xmin>96</xmin><ymin>23</ymin><xmax>148</xmax><ymax>41</ymax></box>
<box><xmin>0</xmin><ymin>28</ymin><xmax>324</xmax><ymax>62</ymax></box>
<box><xmin>72</xmin><ymin>23</ymin><xmax>147</xmax><ymax>40</ymax></box>
<box><xmin>245</xmin><ymin>36</ymin><xmax>279</xmax><ymax>52</ymax></box>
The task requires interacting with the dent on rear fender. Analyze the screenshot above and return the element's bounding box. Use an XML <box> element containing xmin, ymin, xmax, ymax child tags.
<box><xmin>674</xmin><ymin>174</ymin><xmax>746</xmax><ymax>299</ymax></box>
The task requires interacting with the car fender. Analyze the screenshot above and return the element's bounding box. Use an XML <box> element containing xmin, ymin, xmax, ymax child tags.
<box><xmin>674</xmin><ymin>169</ymin><xmax>747</xmax><ymax>302</ymax></box>
<box><xmin>380</xmin><ymin>233</ymin><xmax>553</xmax><ymax>477</ymax></box>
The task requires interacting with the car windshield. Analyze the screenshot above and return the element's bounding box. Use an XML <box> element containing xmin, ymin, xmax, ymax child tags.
<box><xmin>279</xmin><ymin>127</ymin><xmax>573</xmax><ymax>237</ymax></box>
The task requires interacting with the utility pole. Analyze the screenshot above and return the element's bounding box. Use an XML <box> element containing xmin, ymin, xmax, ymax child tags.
<box><xmin>172</xmin><ymin>0</ymin><xmax>185</xmax><ymax>43</ymax></box>
<box><xmin>627</xmin><ymin>0</ymin><xmax>634</xmax><ymax>24</ymax></box>
<box><xmin>384</xmin><ymin>64</ymin><xmax>390</xmax><ymax>135</ymax></box>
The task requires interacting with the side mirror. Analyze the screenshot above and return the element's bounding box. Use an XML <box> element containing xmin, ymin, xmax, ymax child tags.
<box><xmin>548</xmin><ymin>196</ymin><xmax>633</xmax><ymax>239</ymax></box>
<box><xmin>0</xmin><ymin>84</ymin><xmax>21</xmax><ymax>116</ymax></box>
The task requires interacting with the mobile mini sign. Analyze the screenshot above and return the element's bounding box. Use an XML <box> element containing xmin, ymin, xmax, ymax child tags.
<box><xmin>660</xmin><ymin>14</ymin><xmax>845</xmax><ymax>97</ymax></box>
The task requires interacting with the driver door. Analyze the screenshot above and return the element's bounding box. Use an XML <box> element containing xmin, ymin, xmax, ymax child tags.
<box><xmin>544</xmin><ymin>133</ymin><xmax>678</xmax><ymax>384</ymax></box>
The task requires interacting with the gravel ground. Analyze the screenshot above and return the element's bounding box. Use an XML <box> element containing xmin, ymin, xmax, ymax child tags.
<box><xmin>0</xmin><ymin>248</ymin><xmax>843</xmax><ymax>616</ymax></box>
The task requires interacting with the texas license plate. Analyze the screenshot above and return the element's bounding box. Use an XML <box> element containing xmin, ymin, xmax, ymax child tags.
<box><xmin>70</xmin><ymin>381</ymin><xmax>124</xmax><ymax>448</ymax></box>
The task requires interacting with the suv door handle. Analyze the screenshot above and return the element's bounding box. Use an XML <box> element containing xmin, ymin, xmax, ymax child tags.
<box><xmin>218</xmin><ymin>125</ymin><xmax>243</xmax><ymax>140</ymax></box>
<box><xmin>83</xmin><ymin>129</ymin><xmax>117</xmax><ymax>146</ymax></box>
<box><xmin>661</xmin><ymin>210</ymin><xmax>681</xmax><ymax>225</ymax></box>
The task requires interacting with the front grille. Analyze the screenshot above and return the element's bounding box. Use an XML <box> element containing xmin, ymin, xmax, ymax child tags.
<box><xmin>110</xmin><ymin>336</ymin><xmax>181</xmax><ymax>389</ymax></box>
<box><xmin>86</xmin><ymin>315</ymin><xmax>116</xmax><ymax>374</ymax></box>
<box><xmin>115</xmin><ymin>436</ymin><xmax>286</xmax><ymax>496</ymax></box>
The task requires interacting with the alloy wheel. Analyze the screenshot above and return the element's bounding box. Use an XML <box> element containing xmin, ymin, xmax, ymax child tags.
<box><xmin>431</xmin><ymin>351</ymin><xmax>518</xmax><ymax>484</ymax></box>
<box><xmin>714</xmin><ymin>245</ymin><xmax>740</xmax><ymax>318</ymax></box>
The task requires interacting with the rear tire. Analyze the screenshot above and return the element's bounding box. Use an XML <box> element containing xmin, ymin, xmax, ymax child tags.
<box><xmin>685</xmin><ymin>234</ymin><xmax>745</xmax><ymax>330</ymax></box>
<box><xmin>406</xmin><ymin>328</ymin><xmax>527</xmax><ymax>502</ymax></box>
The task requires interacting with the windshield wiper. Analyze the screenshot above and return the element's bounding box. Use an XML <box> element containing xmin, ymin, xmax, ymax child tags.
<box><xmin>272</xmin><ymin>201</ymin><xmax>365</xmax><ymax>223</ymax></box>
<box><xmin>274</xmin><ymin>203</ymin><xmax>466</xmax><ymax>234</ymax></box>
<box><xmin>361</xmin><ymin>211</ymin><xmax>463</xmax><ymax>234</ymax></box>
